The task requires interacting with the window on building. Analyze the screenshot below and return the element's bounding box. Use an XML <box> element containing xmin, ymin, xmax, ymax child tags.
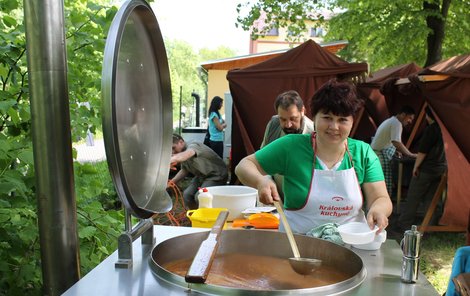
<box><xmin>317</xmin><ymin>27</ymin><xmax>324</xmax><ymax>37</ymax></box>
<box><xmin>310</xmin><ymin>27</ymin><xmax>317</xmax><ymax>37</ymax></box>
<box><xmin>265</xmin><ymin>27</ymin><xmax>279</xmax><ymax>36</ymax></box>
<box><xmin>310</xmin><ymin>27</ymin><xmax>324</xmax><ymax>37</ymax></box>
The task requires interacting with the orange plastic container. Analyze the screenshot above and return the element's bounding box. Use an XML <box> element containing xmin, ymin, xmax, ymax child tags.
<box><xmin>186</xmin><ymin>208</ymin><xmax>229</xmax><ymax>228</ymax></box>
<box><xmin>232</xmin><ymin>213</ymin><xmax>279</xmax><ymax>229</ymax></box>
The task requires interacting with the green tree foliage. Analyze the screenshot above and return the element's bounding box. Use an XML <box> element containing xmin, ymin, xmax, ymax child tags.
<box><xmin>199</xmin><ymin>46</ymin><xmax>238</xmax><ymax>62</ymax></box>
<box><xmin>236</xmin><ymin>0</ymin><xmax>324</xmax><ymax>43</ymax></box>
<box><xmin>165</xmin><ymin>39</ymin><xmax>205</xmax><ymax>128</ymax></box>
<box><xmin>72</xmin><ymin>162</ymin><xmax>123</xmax><ymax>278</ymax></box>
<box><xmin>236</xmin><ymin>0</ymin><xmax>470</xmax><ymax>71</ymax></box>
<box><xmin>165</xmin><ymin>39</ymin><xmax>236</xmax><ymax>129</ymax></box>
<box><xmin>0</xmin><ymin>0</ymin><xmax>122</xmax><ymax>294</ymax></box>
<box><xmin>66</xmin><ymin>0</ymin><xmax>117</xmax><ymax>140</ymax></box>
<box><xmin>326</xmin><ymin>0</ymin><xmax>470</xmax><ymax>69</ymax></box>
<box><xmin>0</xmin><ymin>1</ymin><xmax>39</xmax><ymax>293</ymax></box>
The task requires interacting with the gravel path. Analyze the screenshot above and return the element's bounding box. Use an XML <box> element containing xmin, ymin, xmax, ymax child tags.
<box><xmin>73</xmin><ymin>139</ymin><xmax>106</xmax><ymax>163</ymax></box>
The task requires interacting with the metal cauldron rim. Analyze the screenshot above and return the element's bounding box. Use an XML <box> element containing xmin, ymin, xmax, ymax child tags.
<box><xmin>149</xmin><ymin>229</ymin><xmax>366</xmax><ymax>295</ymax></box>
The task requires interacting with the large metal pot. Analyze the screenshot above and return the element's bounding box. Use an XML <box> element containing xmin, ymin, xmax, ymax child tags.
<box><xmin>150</xmin><ymin>229</ymin><xmax>366</xmax><ymax>295</ymax></box>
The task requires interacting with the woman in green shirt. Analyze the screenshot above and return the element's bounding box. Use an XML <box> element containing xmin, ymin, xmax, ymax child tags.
<box><xmin>235</xmin><ymin>79</ymin><xmax>392</xmax><ymax>234</ymax></box>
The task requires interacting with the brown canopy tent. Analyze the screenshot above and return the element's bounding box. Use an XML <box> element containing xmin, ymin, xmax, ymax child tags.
<box><xmin>355</xmin><ymin>63</ymin><xmax>424</xmax><ymax>145</ymax></box>
<box><xmin>402</xmin><ymin>54</ymin><xmax>470</xmax><ymax>229</ymax></box>
<box><xmin>227</xmin><ymin>40</ymin><xmax>368</xmax><ymax>182</ymax></box>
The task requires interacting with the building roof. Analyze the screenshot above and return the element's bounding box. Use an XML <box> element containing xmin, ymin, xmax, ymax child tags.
<box><xmin>200</xmin><ymin>40</ymin><xmax>348</xmax><ymax>71</ymax></box>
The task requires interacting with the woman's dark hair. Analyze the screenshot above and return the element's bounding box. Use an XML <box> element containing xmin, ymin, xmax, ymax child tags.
<box><xmin>208</xmin><ymin>96</ymin><xmax>223</xmax><ymax>118</ymax></box>
<box><xmin>310</xmin><ymin>79</ymin><xmax>364</xmax><ymax>117</ymax></box>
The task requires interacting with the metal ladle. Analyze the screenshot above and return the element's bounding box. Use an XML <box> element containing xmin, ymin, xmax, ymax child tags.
<box><xmin>274</xmin><ymin>201</ymin><xmax>322</xmax><ymax>275</ymax></box>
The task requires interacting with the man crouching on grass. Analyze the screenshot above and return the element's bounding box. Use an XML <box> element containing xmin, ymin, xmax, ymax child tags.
<box><xmin>170</xmin><ymin>134</ymin><xmax>228</xmax><ymax>209</ymax></box>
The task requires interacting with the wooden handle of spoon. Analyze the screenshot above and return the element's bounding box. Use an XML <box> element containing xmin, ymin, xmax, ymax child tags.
<box><xmin>274</xmin><ymin>201</ymin><xmax>300</xmax><ymax>258</ymax></box>
<box><xmin>185</xmin><ymin>210</ymin><xmax>229</xmax><ymax>283</ymax></box>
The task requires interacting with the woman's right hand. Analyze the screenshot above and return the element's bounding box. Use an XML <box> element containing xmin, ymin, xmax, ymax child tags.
<box><xmin>257</xmin><ymin>176</ymin><xmax>280</xmax><ymax>204</ymax></box>
<box><xmin>234</xmin><ymin>154</ymin><xmax>279</xmax><ymax>204</ymax></box>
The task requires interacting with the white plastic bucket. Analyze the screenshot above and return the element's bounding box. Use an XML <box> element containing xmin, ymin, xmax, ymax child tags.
<box><xmin>206</xmin><ymin>185</ymin><xmax>258</xmax><ymax>221</ymax></box>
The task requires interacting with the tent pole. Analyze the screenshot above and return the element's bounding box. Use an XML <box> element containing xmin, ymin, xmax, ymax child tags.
<box><xmin>405</xmin><ymin>103</ymin><xmax>427</xmax><ymax>148</ymax></box>
<box><xmin>395</xmin><ymin>74</ymin><xmax>449</xmax><ymax>85</ymax></box>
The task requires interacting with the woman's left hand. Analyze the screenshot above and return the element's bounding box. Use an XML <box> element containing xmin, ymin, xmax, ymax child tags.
<box><xmin>366</xmin><ymin>210</ymin><xmax>389</xmax><ymax>233</ymax></box>
<box><xmin>362</xmin><ymin>181</ymin><xmax>393</xmax><ymax>233</ymax></box>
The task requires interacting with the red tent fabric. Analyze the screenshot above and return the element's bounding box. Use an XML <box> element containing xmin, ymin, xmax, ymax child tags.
<box><xmin>357</xmin><ymin>56</ymin><xmax>470</xmax><ymax>228</ymax></box>
<box><xmin>355</xmin><ymin>63</ymin><xmax>423</xmax><ymax>144</ymax></box>
<box><xmin>227</xmin><ymin>40</ymin><xmax>368</xmax><ymax>182</ymax></box>
<box><xmin>408</xmin><ymin>54</ymin><xmax>470</xmax><ymax>228</ymax></box>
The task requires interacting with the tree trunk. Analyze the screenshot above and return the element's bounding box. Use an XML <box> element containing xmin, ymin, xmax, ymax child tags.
<box><xmin>423</xmin><ymin>0</ymin><xmax>452</xmax><ymax>67</ymax></box>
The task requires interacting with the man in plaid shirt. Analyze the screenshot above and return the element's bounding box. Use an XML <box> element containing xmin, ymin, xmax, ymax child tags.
<box><xmin>371</xmin><ymin>106</ymin><xmax>417</xmax><ymax>197</ymax></box>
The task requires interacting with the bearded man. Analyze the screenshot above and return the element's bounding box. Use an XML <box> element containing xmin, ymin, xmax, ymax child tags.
<box><xmin>260</xmin><ymin>90</ymin><xmax>314</xmax><ymax>201</ymax></box>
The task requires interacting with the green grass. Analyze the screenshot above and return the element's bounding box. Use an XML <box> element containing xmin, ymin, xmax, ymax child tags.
<box><xmin>420</xmin><ymin>232</ymin><xmax>466</xmax><ymax>294</ymax></box>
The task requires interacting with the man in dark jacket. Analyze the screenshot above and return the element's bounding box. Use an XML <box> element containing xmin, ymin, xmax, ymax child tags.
<box><xmin>397</xmin><ymin>106</ymin><xmax>447</xmax><ymax>230</ymax></box>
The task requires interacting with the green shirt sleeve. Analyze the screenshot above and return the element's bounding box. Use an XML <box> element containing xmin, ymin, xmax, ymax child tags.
<box><xmin>255</xmin><ymin>134</ymin><xmax>314</xmax><ymax>208</ymax></box>
<box><xmin>346</xmin><ymin>138</ymin><xmax>384</xmax><ymax>184</ymax></box>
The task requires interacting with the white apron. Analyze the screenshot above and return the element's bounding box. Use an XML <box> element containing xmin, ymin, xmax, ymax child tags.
<box><xmin>282</xmin><ymin>133</ymin><xmax>367</xmax><ymax>234</ymax></box>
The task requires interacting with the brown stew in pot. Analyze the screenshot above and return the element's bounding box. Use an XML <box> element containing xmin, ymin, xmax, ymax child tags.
<box><xmin>163</xmin><ymin>253</ymin><xmax>349</xmax><ymax>290</ymax></box>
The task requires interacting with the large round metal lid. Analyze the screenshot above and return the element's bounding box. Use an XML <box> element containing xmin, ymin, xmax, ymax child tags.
<box><xmin>101</xmin><ymin>0</ymin><xmax>172</xmax><ymax>219</ymax></box>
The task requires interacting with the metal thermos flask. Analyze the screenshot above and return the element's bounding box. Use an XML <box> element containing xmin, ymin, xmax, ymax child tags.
<box><xmin>400</xmin><ymin>225</ymin><xmax>422</xmax><ymax>283</ymax></box>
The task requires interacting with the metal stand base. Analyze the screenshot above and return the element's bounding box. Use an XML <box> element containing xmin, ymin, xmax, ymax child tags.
<box><xmin>115</xmin><ymin>209</ymin><xmax>155</xmax><ymax>269</ymax></box>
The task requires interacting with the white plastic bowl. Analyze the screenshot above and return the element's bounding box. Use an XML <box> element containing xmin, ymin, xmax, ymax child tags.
<box><xmin>338</xmin><ymin>222</ymin><xmax>379</xmax><ymax>245</ymax></box>
<box><xmin>353</xmin><ymin>230</ymin><xmax>387</xmax><ymax>250</ymax></box>
<box><xmin>206</xmin><ymin>185</ymin><xmax>258</xmax><ymax>221</ymax></box>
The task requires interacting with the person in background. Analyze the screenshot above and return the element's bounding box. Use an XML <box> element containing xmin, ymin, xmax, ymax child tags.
<box><xmin>260</xmin><ymin>90</ymin><xmax>314</xmax><ymax>147</ymax></box>
<box><xmin>260</xmin><ymin>90</ymin><xmax>314</xmax><ymax>200</ymax></box>
<box><xmin>170</xmin><ymin>134</ymin><xmax>228</xmax><ymax>210</ymax></box>
<box><xmin>370</xmin><ymin>105</ymin><xmax>417</xmax><ymax>196</ymax></box>
<box><xmin>235</xmin><ymin>79</ymin><xmax>392</xmax><ymax>234</ymax></box>
<box><xmin>396</xmin><ymin>106</ymin><xmax>447</xmax><ymax>231</ymax></box>
<box><xmin>208</xmin><ymin>96</ymin><xmax>227</xmax><ymax>158</ymax></box>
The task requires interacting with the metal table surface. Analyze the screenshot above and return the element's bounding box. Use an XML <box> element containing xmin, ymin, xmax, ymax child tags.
<box><xmin>63</xmin><ymin>225</ymin><xmax>439</xmax><ymax>295</ymax></box>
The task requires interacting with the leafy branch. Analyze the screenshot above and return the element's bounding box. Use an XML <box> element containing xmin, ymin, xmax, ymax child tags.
<box><xmin>73</xmin><ymin>42</ymin><xmax>93</xmax><ymax>52</ymax></box>
<box><xmin>0</xmin><ymin>69</ymin><xmax>27</xmax><ymax>132</ymax></box>
<box><xmin>77</xmin><ymin>207</ymin><xmax>119</xmax><ymax>241</ymax></box>
<box><xmin>65</xmin><ymin>6</ymin><xmax>103</xmax><ymax>40</ymax></box>
<box><xmin>1</xmin><ymin>48</ymin><xmax>26</xmax><ymax>90</ymax></box>
<box><xmin>14</xmin><ymin>236</ymin><xmax>39</xmax><ymax>281</ymax></box>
